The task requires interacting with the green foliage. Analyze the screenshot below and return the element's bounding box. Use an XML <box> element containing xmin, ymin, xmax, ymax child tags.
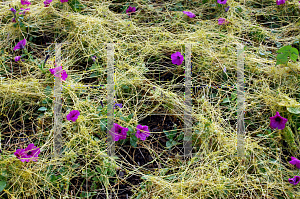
<box><xmin>130</xmin><ymin>133</ymin><xmax>138</xmax><ymax>147</ymax></box>
<box><xmin>276</xmin><ymin>45</ymin><xmax>299</xmax><ymax>66</ymax></box>
<box><xmin>282</xmin><ymin>126</ymin><xmax>298</xmax><ymax>152</ymax></box>
<box><xmin>164</xmin><ymin>125</ymin><xmax>184</xmax><ymax>149</ymax></box>
<box><xmin>287</xmin><ymin>107</ymin><xmax>300</xmax><ymax>114</ymax></box>
<box><xmin>0</xmin><ymin>175</ymin><xmax>7</xmax><ymax>192</ymax></box>
<box><xmin>68</xmin><ymin>0</ymin><xmax>86</xmax><ymax>12</ymax></box>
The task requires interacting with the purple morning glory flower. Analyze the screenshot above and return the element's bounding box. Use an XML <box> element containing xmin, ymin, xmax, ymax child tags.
<box><xmin>183</xmin><ymin>11</ymin><xmax>196</xmax><ymax>18</ymax></box>
<box><xmin>61</xmin><ymin>70</ymin><xmax>68</xmax><ymax>81</ymax></box>
<box><xmin>14</xmin><ymin>56</ymin><xmax>21</xmax><ymax>62</ymax></box>
<box><xmin>13</xmin><ymin>39</ymin><xmax>26</xmax><ymax>51</ymax></box>
<box><xmin>14</xmin><ymin>143</ymin><xmax>41</xmax><ymax>162</ymax></box>
<box><xmin>14</xmin><ymin>148</ymin><xmax>27</xmax><ymax>162</ymax></box>
<box><xmin>23</xmin><ymin>143</ymin><xmax>41</xmax><ymax>162</ymax></box>
<box><xmin>49</xmin><ymin>66</ymin><xmax>62</xmax><ymax>76</ymax></box>
<box><xmin>114</xmin><ymin>103</ymin><xmax>122</xmax><ymax>109</ymax></box>
<box><xmin>269</xmin><ymin>112</ymin><xmax>288</xmax><ymax>130</ymax></box>
<box><xmin>49</xmin><ymin>66</ymin><xmax>68</xmax><ymax>81</ymax></box>
<box><xmin>60</xmin><ymin>0</ymin><xmax>69</xmax><ymax>2</ymax></box>
<box><xmin>21</xmin><ymin>0</ymin><xmax>31</xmax><ymax>6</ymax></box>
<box><xmin>44</xmin><ymin>0</ymin><xmax>52</xmax><ymax>7</ymax></box>
<box><xmin>218</xmin><ymin>18</ymin><xmax>228</xmax><ymax>25</ymax></box>
<box><xmin>126</xmin><ymin>6</ymin><xmax>136</xmax><ymax>15</ymax></box>
<box><xmin>217</xmin><ymin>0</ymin><xmax>227</xmax><ymax>4</ymax></box>
<box><xmin>276</xmin><ymin>0</ymin><xmax>285</xmax><ymax>5</ymax></box>
<box><xmin>136</xmin><ymin>125</ymin><xmax>150</xmax><ymax>141</ymax></box>
<box><xmin>91</xmin><ymin>55</ymin><xmax>97</xmax><ymax>62</ymax></box>
<box><xmin>289</xmin><ymin>157</ymin><xmax>300</xmax><ymax>169</ymax></box>
<box><xmin>289</xmin><ymin>176</ymin><xmax>300</xmax><ymax>185</ymax></box>
<box><xmin>19</xmin><ymin>8</ymin><xmax>30</xmax><ymax>15</ymax></box>
<box><xmin>225</xmin><ymin>6</ymin><xmax>230</xmax><ymax>12</ymax></box>
<box><xmin>171</xmin><ymin>52</ymin><xmax>184</xmax><ymax>65</ymax></box>
<box><xmin>66</xmin><ymin>110</ymin><xmax>80</xmax><ymax>122</ymax></box>
<box><xmin>9</xmin><ymin>8</ymin><xmax>16</xmax><ymax>14</ymax></box>
<box><xmin>110</xmin><ymin>123</ymin><xmax>128</xmax><ymax>141</ymax></box>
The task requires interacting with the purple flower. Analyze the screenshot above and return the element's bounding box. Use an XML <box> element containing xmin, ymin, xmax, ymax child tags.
<box><xmin>9</xmin><ymin>8</ymin><xmax>16</xmax><ymax>14</ymax></box>
<box><xmin>14</xmin><ymin>149</ymin><xmax>27</xmax><ymax>162</ymax></box>
<box><xmin>12</xmin><ymin>18</ymin><xmax>16</xmax><ymax>23</ymax></box>
<box><xmin>225</xmin><ymin>6</ymin><xmax>230</xmax><ymax>12</ymax></box>
<box><xmin>114</xmin><ymin>103</ymin><xmax>122</xmax><ymax>109</ymax></box>
<box><xmin>66</xmin><ymin>110</ymin><xmax>80</xmax><ymax>122</ymax></box>
<box><xmin>49</xmin><ymin>66</ymin><xmax>62</xmax><ymax>77</ymax></box>
<box><xmin>276</xmin><ymin>0</ymin><xmax>286</xmax><ymax>5</ymax></box>
<box><xmin>44</xmin><ymin>0</ymin><xmax>52</xmax><ymax>7</ymax></box>
<box><xmin>61</xmin><ymin>70</ymin><xmax>68</xmax><ymax>81</ymax></box>
<box><xmin>171</xmin><ymin>52</ymin><xmax>184</xmax><ymax>65</ymax></box>
<box><xmin>110</xmin><ymin>123</ymin><xmax>128</xmax><ymax>141</ymax></box>
<box><xmin>289</xmin><ymin>176</ymin><xmax>300</xmax><ymax>185</ymax></box>
<box><xmin>13</xmin><ymin>39</ymin><xmax>26</xmax><ymax>51</ymax></box>
<box><xmin>218</xmin><ymin>18</ymin><xmax>228</xmax><ymax>25</ymax></box>
<box><xmin>49</xmin><ymin>66</ymin><xmax>68</xmax><ymax>81</ymax></box>
<box><xmin>223</xmin><ymin>66</ymin><xmax>226</xmax><ymax>73</ymax></box>
<box><xmin>21</xmin><ymin>0</ymin><xmax>31</xmax><ymax>6</ymax></box>
<box><xmin>23</xmin><ymin>143</ymin><xmax>40</xmax><ymax>162</ymax></box>
<box><xmin>14</xmin><ymin>143</ymin><xmax>41</xmax><ymax>162</ymax></box>
<box><xmin>136</xmin><ymin>125</ymin><xmax>150</xmax><ymax>141</ymax></box>
<box><xmin>269</xmin><ymin>112</ymin><xmax>288</xmax><ymax>130</ymax></box>
<box><xmin>126</xmin><ymin>6</ymin><xmax>136</xmax><ymax>15</ymax></box>
<box><xmin>14</xmin><ymin>56</ymin><xmax>21</xmax><ymax>62</ymax></box>
<box><xmin>91</xmin><ymin>55</ymin><xmax>97</xmax><ymax>62</ymax></box>
<box><xmin>183</xmin><ymin>11</ymin><xmax>196</xmax><ymax>18</ymax></box>
<box><xmin>289</xmin><ymin>157</ymin><xmax>300</xmax><ymax>169</ymax></box>
<box><xmin>19</xmin><ymin>8</ymin><xmax>30</xmax><ymax>15</ymax></box>
<box><xmin>217</xmin><ymin>0</ymin><xmax>227</xmax><ymax>4</ymax></box>
<box><xmin>60</xmin><ymin>0</ymin><xmax>69</xmax><ymax>2</ymax></box>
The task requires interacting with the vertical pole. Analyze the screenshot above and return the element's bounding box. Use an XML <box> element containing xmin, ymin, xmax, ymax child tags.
<box><xmin>237</xmin><ymin>44</ymin><xmax>245</xmax><ymax>157</ymax></box>
<box><xmin>53</xmin><ymin>43</ymin><xmax>63</xmax><ymax>157</ymax></box>
<box><xmin>107</xmin><ymin>43</ymin><xmax>115</xmax><ymax>157</ymax></box>
<box><xmin>184</xmin><ymin>43</ymin><xmax>192</xmax><ymax>158</ymax></box>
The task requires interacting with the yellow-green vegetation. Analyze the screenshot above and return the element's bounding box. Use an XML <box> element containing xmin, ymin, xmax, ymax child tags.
<box><xmin>0</xmin><ymin>0</ymin><xmax>300</xmax><ymax>198</ymax></box>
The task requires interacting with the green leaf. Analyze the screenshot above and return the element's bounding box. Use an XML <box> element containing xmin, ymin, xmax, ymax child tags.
<box><xmin>287</xmin><ymin>107</ymin><xmax>300</xmax><ymax>114</ymax></box>
<box><xmin>44</xmin><ymin>86</ymin><xmax>52</xmax><ymax>96</ymax></box>
<box><xmin>120</xmin><ymin>116</ymin><xmax>126</xmax><ymax>122</ymax></box>
<box><xmin>176</xmin><ymin>132</ymin><xmax>184</xmax><ymax>141</ymax></box>
<box><xmin>19</xmin><ymin>22</ymin><xmax>24</xmax><ymax>27</ymax></box>
<box><xmin>276</xmin><ymin>45</ymin><xmax>299</xmax><ymax>66</ymax></box>
<box><xmin>282</xmin><ymin>126</ymin><xmax>297</xmax><ymax>151</ymax></box>
<box><xmin>166</xmin><ymin>140</ymin><xmax>177</xmax><ymax>149</ymax></box>
<box><xmin>128</xmin><ymin>126</ymin><xmax>134</xmax><ymax>134</ymax></box>
<box><xmin>128</xmin><ymin>113</ymin><xmax>134</xmax><ymax>120</ymax></box>
<box><xmin>221</xmin><ymin>98</ymin><xmax>231</xmax><ymax>104</ymax></box>
<box><xmin>130</xmin><ymin>135</ymin><xmax>137</xmax><ymax>147</ymax></box>
<box><xmin>0</xmin><ymin>178</ymin><xmax>6</xmax><ymax>192</ymax></box>
<box><xmin>290</xmin><ymin>48</ymin><xmax>299</xmax><ymax>62</ymax></box>
<box><xmin>276</xmin><ymin>54</ymin><xmax>288</xmax><ymax>65</ymax></box>
<box><xmin>38</xmin><ymin>107</ymin><xmax>47</xmax><ymax>111</ymax></box>
<box><xmin>166</xmin><ymin>140</ymin><xmax>172</xmax><ymax>148</ymax></box>
<box><xmin>100</xmin><ymin>119</ymin><xmax>107</xmax><ymax>131</ymax></box>
<box><xmin>256</xmin><ymin>134</ymin><xmax>265</xmax><ymax>137</ymax></box>
<box><xmin>68</xmin><ymin>0</ymin><xmax>85</xmax><ymax>12</ymax></box>
<box><xmin>168</xmin><ymin>129</ymin><xmax>177</xmax><ymax>140</ymax></box>
<box><xmin>277</xmin><ymin>45</ymin><xmax>291</xmax><ymax>53</ymax></box>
